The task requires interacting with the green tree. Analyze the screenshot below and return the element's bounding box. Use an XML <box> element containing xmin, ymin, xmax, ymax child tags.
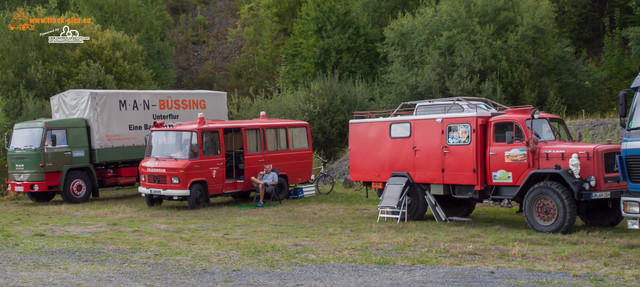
<box><xmin>71</xmin><ymin>0</ymin><xmax>175</xmax><ymax>88</ymax></box>
<box><xmin>381</xmin><ymin>0</ymin><xmax>603</xmax><ymax>113</ymax></box>
<box><xmin>283</xmin><ymin>0</ymin><xmax>380</xmax><ymax>86</ymax></box>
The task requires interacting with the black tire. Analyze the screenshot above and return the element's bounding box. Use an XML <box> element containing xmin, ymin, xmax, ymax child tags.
<box><xmin>26</xmin><ymin>192</ymin><xmax>56</xmax><ymax>203</ymax></box>
<box><xmin>275</xmin><ymin>177</ymin><xmax>289</xmax><ymax>201</ymax></box>
<box><xmin>187</xmin><ymin>183</ymin><xmax>205</xmax><ymax>210</ymax></box>
<box><xmin>578</xmin><ymin>198</ymin><xmax>623</xmax><ymax>227</ymax></box>
<box><xmin>376</xmin><ymin>188</ymin><xmax>384</xmax><ymax>198</ymax></box>
<box><xmin>315</xmin><ymin>173</ymin><xmax>334</xmax><ymax>195</ymax></box>
<box><xmin>403</xmin><ymin>185</ymin><xmax>428</xmax><ymax>221</ymax></box>
<box><xmin>523</xmin><ymin>181</ymin><xmax>577</xmax><ymax>234</ymax></box>
<box><xmin>145</xmin><ymin>194</ymin><xmax>163</xmax><ymax>207</ymax></box>
<box><xmin>433</xmin><ymin>195</ymin><xmax>477</xmax><ymax>217</ymax></box>
<box><xmin>60</xmin><ymin>171</ymin><xmax>92</xmax><ymax>204</ymax></box>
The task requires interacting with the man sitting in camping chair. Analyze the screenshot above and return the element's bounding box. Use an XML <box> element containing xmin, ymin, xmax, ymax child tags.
<box><xmin>250</xmin><ymin>164</ymin><xmax>278</xmax><ymax>207</ymax></box>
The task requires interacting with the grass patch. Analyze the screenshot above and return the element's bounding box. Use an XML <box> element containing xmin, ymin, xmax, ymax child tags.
<box><xmin>0</xmin><ymin>185</ymin><xmax>638</xmax><ymax>283</ymax></box>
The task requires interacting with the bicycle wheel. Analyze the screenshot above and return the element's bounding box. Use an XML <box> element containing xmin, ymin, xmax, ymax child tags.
<box><xmin>315</xmin><ymin>173</ymin><xmax>335</xmax><ymax>195</ymax></box>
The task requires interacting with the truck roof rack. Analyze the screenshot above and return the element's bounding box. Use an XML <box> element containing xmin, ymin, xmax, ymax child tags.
<box><xmin>353</xmin><ymin>97</ymin><xmax>511</xmax><ymax>119</ymax></box>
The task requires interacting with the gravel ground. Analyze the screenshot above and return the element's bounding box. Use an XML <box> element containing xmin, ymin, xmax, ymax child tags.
<box><xmin>0</xmin><ymin>243</ymin><xmax>624</xmax><ymax>287</ymax></box>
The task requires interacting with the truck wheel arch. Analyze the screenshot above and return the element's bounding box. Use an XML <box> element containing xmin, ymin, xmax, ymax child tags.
<box><xmin>60</xmin><ymin>165</ymin><xmax>98</xmax><ymax>197</ymax></box>
<box><xmin>515</xmin><ymin>169</ymin><xmax>579</xmax><ymax>203</ymax></box>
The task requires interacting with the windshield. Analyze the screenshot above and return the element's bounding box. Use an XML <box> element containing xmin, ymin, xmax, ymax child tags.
<box><xmin>628</xmin><ymin>90</ymin><xmax>640</xmax><ymax>130</ymax></box>
<box><xmin>146</xmin><ymin>131</ymin><xmax>198</xmax><ymax>159</ymax></box>
<box><xmin>525</xmin><ymin>118</ymin><xmax>572</xmax><ymax>142</ymax></box>
<box><xmin>9</xmin><ymin>128</ymin><xmax>43</xmax><ymax>150</ymax></box>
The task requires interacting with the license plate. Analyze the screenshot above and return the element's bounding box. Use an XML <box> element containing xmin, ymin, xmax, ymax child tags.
<box><xmin>592</xmin><ymin>192</ymin><xmax>611</xmax><ymax>199</ymax></box>
<box><xmin>149</xmin><ymin>189</ymin><xmax>160</xmax><ymax>194</ymax></box>
<box><xmin>15</xmin><ymin>186</ymin><xmax>24</xmax><ymax>192</ymax></box>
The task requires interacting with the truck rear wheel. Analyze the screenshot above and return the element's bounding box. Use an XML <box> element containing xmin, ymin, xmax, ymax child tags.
<box><xmin>145</xmin><ymin>194</ymin><xmax>163</xmax><ymax>207</ymax></box>
<box><xmin>60</xmin><ymin>171</ymin><xmax>92</xmax><ymax>204</ymax></box>
<box><xmin>523</xmin><ymin>181</ymin><xmax>576</xmax><ymax>234</ymax></box>
<box><xmin>403</xmin><ymin>185</ymin><xmax>427</xmax><ymax>221</ymax></box>
<box><xmin>26</xmin><ymin>192</ymin><xmax>56</xmax><ymax>203</ymax></box>
<box><xmin>578</xmin><ymin>198</ymin><xmax>623</xmax><ymax>227</ymax></box>
<box><xmin>187</xmin><ymin>183</ymin><xmax>205</xmax><ymax>210</ymax></box>
<box><xmin>433</xmin><ymin>195</ymin><xmax>476</xmax><ymax>217</ymax></box>
<box><xmin>276</xmin><ymin>177</ymin><xmax>289</xmax><ymax>200</ymax></box>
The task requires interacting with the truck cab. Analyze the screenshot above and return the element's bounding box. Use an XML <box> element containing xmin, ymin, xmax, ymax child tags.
<box><xmin>6</xmin><ymin>118</ymin><xmax>95</xmax><ymax>202</ymax></box>
<box><xmin>138</xmin><ymin>113</ymin><xmax>313</xmax><ymax>209</ymax></box>
<box><xmin>350</xmin><ymin>97</ymin><xmax>627</xmax><ymax>233</ymax></box>
<box><xmin>617</xmin><ymin>72</ymin><xmax>640</xmax><ymax>230</ymax></box>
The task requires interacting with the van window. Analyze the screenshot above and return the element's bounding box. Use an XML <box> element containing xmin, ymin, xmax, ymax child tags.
<box><xmin>45</xmin><ymin>129</ymin><xmax>67</xmax><ymax>146</ymax></box>
<box><xmin>390</xmin><ymin>122</ymin><xmax>411</xmax><ymax>138</ymax></box>
<box><xmin>246</xmin><ymin>129</ymin><xmax>262</xmax><ymax>153</ymax></box>
<box><xmin>266</xmin><ymin>128</ymin><xmax>288</xmax><ymax>151</ymax></box>
<box><xmin>446</xmin><ymin>124</ymin><xmax>471</xmax><ymax>145</ymax></box>
<box><xmin>288</xmin><ymin>127</ymin><xmax>309</xmax><ymax>149</ymax></box>
<box><xmin>202</xmin><ymin>130</ymin><xmax>221</xmax><ymax>157</ymax></box>
<box><xmin>494</xmin><ymin>122</ymin><xmax>524</xmax><ymax>143</ymax></box>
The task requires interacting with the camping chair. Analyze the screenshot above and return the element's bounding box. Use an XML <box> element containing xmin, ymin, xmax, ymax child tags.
<box><xmin>253</xmin><ymin>168</ymin><xmax>282</xmax><ymax>205</ymax></box>
<box><xmin>377</xmin><ymin>178</ymin><xmax>409</xmax><ymax>223</ymax></box>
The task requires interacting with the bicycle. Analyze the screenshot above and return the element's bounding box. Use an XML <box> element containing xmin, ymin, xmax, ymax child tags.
<box><xmin>311</xmin><ymin>156</ymin><xmax>335</xmax><ymax>195</ymax></box>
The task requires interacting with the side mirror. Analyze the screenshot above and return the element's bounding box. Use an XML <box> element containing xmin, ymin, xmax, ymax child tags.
<box><xmin>577</xmin><ymin>131</ymin><xmax>582</xmax><ymax>142</ymax></box>
<box><xmin>50</xmin><ymin>134</ymin><xmax>57</xmax><ymax>147</ymax></box>
<box><xmin>506</xmin><ymin>131</ymin><xmax>514</xmax><ymax>144</ymax></box>
<box><xmin>619</xmin><ymin>91</ymin><xmax>628</xmax><ymax>118</ymax></box>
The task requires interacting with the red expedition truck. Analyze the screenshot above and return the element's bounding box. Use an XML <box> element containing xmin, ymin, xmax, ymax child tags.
<box><xmin>349</xmin><ymin>97</ymin><xmax>627</xmax><ymax>233</ymax></box>
<box><xmin>138</xmin><ymin>113</ymin><xmax>313</xmax><ymax>209</ymax></box>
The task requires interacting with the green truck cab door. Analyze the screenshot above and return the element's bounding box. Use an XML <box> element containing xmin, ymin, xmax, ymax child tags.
<box><xmin>43</xmin><ymin>129</ymin><xmax>73</xmax><ymax>171</ymax></box>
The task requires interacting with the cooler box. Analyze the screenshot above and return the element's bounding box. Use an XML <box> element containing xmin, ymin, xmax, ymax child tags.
<box><xmin>289</xmin><ymin>187</ymin><xmax>304</xmax><ymax>199</ymax></box>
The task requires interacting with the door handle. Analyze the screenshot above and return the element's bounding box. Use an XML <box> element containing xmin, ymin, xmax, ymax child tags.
<box><xmin>217</xmin><ymin>163</ymin><xmax>224</xmax><ymax>166</ymax></box>
<box><xmin>489</xmin><ymin>152</ymin><xmax>496</xmax><ymax>155</ymax></box>
<box><xmin>258</xmin><ymin>159</ymin><xmax>265</xmax><ymax>162</ymax></box>
<box><xmin>443</xmin><ymin>150</ymin><xmax>449</xmax><ymax>153</ymax></box>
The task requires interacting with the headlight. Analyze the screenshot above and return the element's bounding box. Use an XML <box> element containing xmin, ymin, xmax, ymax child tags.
<box><xmin>623</xmin><ymin>201</ymin><xmax>640</xmax><ymax>214</ymax></box>
<box><xmin>140</xmin><ymin>174</ymin><xmax>145</xmax><ymax>182</ymax></box>
<box><xmin>31</xmin><ymin>184</ymin><xmax>39</xmax><ymax>191</ymax></box>
<box><xmin>7</xmin><ymin>184</ymin><xmax>10</xmax><ymax>190</ymax></box>
<box><xmin>171</xmin><ymin>177</ymin><xmax>180</xmax><ymax>184</ymax></box>
<box><xmin>586</xmin><ymin>176</ymin><xmax>596</xmax><ymax>187</ymax></box>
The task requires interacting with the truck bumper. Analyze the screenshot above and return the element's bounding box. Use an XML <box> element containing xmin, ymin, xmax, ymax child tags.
<box><xmin>138</xmin><ymin>186</ymin><xmax>189</xmax><ymax>197</ymax></box>
<box><xmin>621</xmin><ymin>193</ymin><xmax>640</xmax><ymax>230</ymax></box>
<box><xmin>6</xmin><ymin>180</ymin><xmax>59</xmax><ymax>193</ymax></box>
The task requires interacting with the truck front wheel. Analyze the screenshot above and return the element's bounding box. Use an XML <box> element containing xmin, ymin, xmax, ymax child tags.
<box><xmin>26</xmin><ymin>192</ymin><xmax>56</xmax><ymax>203</ymax></box>
<box><xmin>523</xmin><ymin>181</ymin><xmax>576</xmax><ymax>234</ymax></box>
<box><xmin>578</xmin><ymin>198</ymin><xmax>623</xmax><ymax>227</ymax></box>
<box><xmin>60</xmin><ymin>171</ymin><xmax>92</xmax><ymax>204</ymax></box>
<box><xmin>187</xmin><ymin>183</ymin><xmax>205</xmax><ymax>210</ymax></box>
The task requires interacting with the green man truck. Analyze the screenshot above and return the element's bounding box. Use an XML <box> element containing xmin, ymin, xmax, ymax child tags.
<box><xmin>5</xmin><ymin>90</ymin><xmax>228</xmax><ymax>203</ymax></box>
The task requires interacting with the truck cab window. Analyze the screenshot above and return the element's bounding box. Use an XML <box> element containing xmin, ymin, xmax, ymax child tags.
<box><xmin>45</xmin><ymin>129</ymin><xmax>67</xmax><ymax>146</ymax></box>
<box><xmin>202</xmin><ymin>131</ymin><xmax>221</xmax><ymax>157</ymax></box>
<box><xmin>189</xmin><ymin>132</ymin><xmax>198</xmax><ymax>159</ymax></box>
<box><xmin>494</xmin><ymin>122</ymin><xmax>524</xmax><ymax>143</ymax></box>
<box><xmin>525</xmin><ymin>119</ymin><xmax>556</xmax><ymax>142</ymax></box>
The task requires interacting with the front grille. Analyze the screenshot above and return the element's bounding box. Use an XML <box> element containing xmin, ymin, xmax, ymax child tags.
<box><xmin>604</xmin><ymin>152</ymin><xmax>620</xmax><ymax>174</ymax></box>
<box><xmin>625</xmin><ymin>155</ymin><xmax>640</xmax><ymax>183</ymax></box>
<box><xmin>148</xmin><ymin>174</ymin><xmax>167</xmax><ymax>184</ymax></box>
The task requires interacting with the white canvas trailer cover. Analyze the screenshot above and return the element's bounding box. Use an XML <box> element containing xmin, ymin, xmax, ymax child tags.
<box><xmin>51</xmin><ymin>90</ymin><xmax>228</xmax><ymax>149</ymax></box>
